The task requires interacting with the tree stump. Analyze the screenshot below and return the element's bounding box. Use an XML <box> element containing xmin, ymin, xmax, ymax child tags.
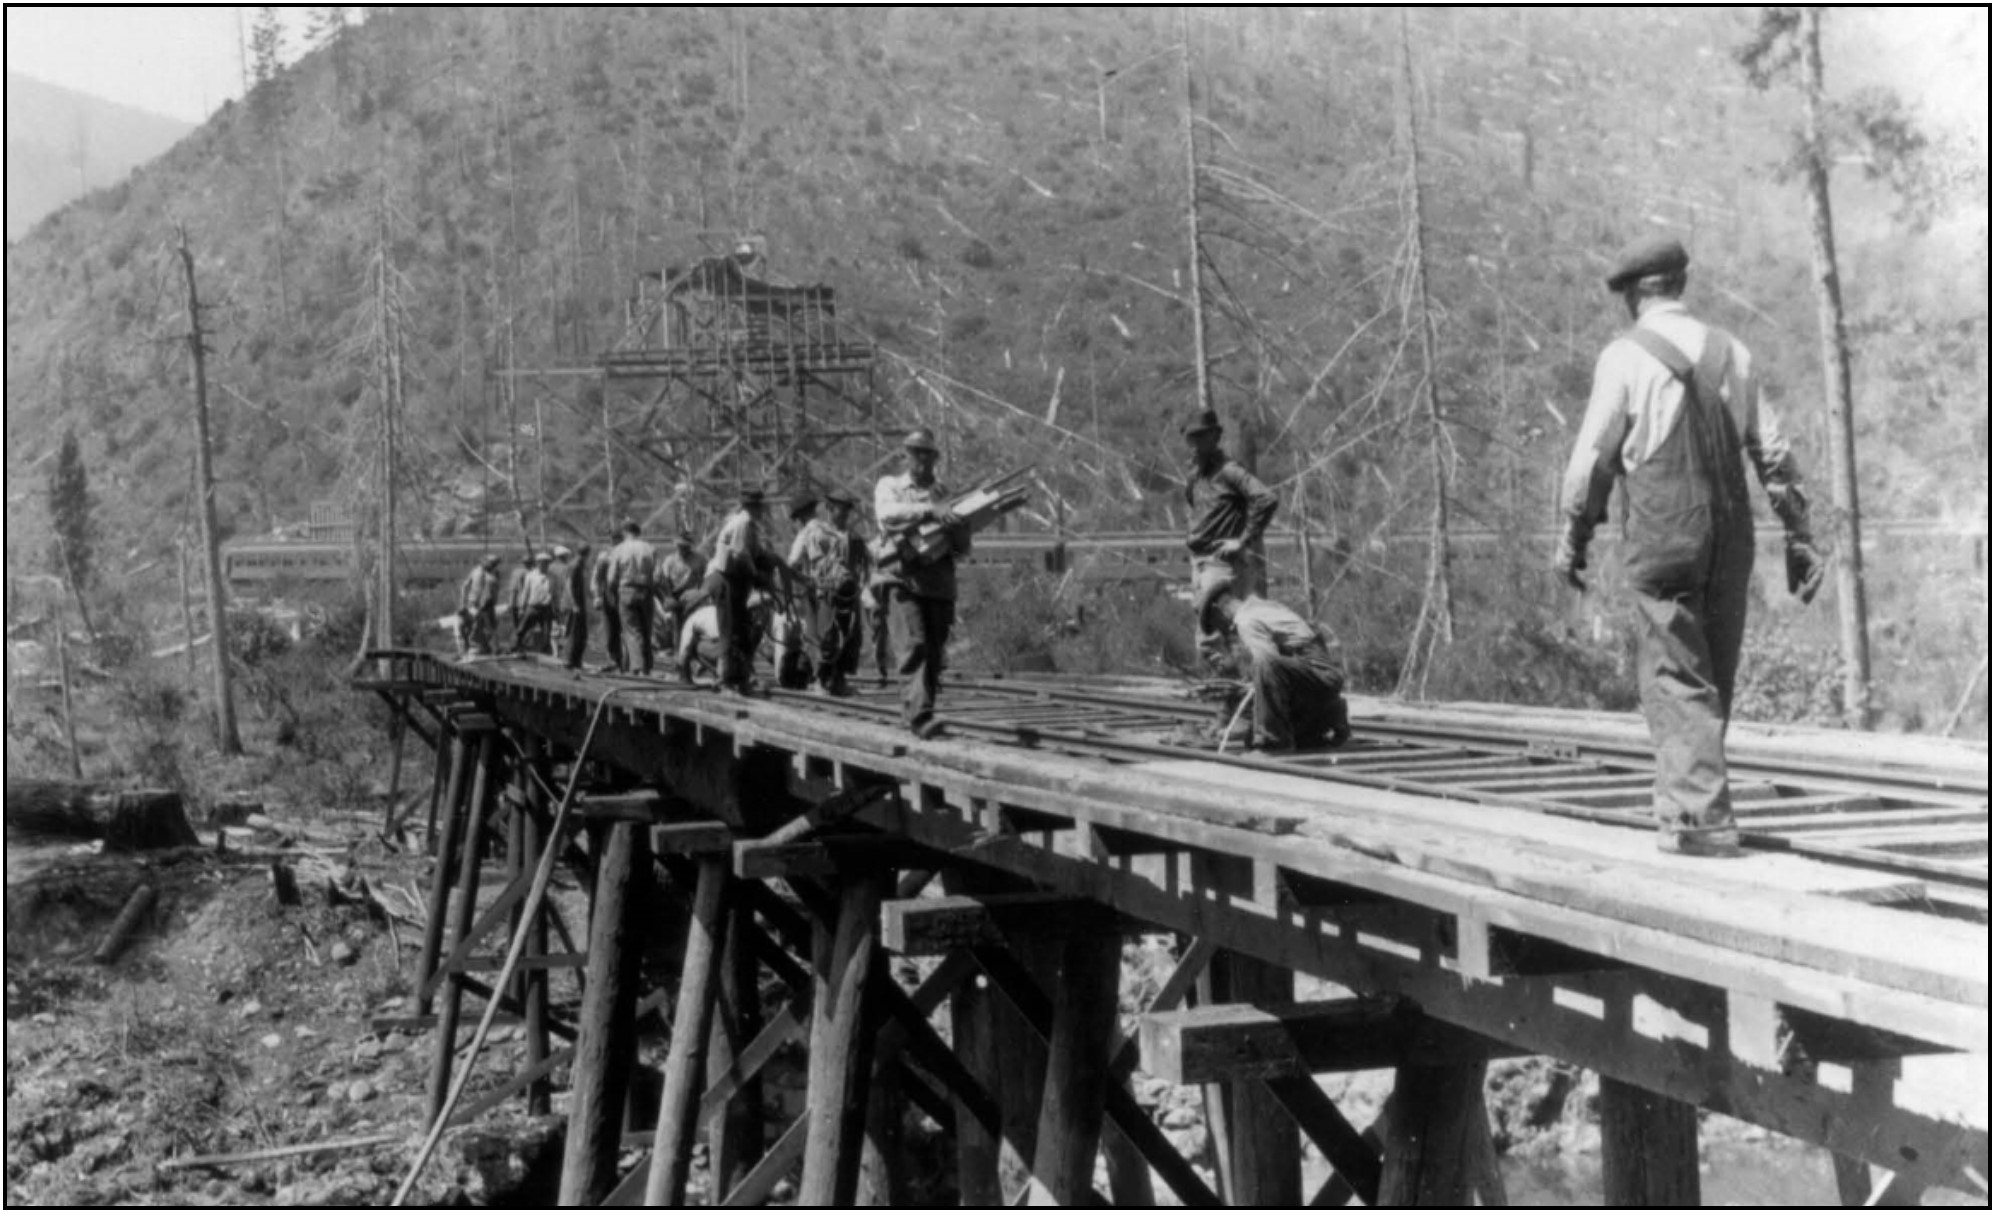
<box><xmin>4</xmin><ymin>780</ymin><xmax>198</xmax><ymax>851</ymax></box>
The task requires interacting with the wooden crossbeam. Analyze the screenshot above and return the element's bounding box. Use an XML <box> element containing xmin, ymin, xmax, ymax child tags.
<box><xmin>880</xmin><ymin>893</ymin><xmax>1126</xmax><ymax>955</ymax></box>
<box><xmin>575</xmin><ymin>792</ymin><xmax>661</xmax><ymax>823</ymax></box>
<box><xmin>972</xmin><ymin>944</ymin><xmax>1221</xmax><ymax>1207</ymax></box>
<box><xmin>732</xmin><ymin>832</ymin><xmax>934</xmax><ymax>880</ymax></box>
<box><xmin>1454</xmin><ymin>916</ymin><xmax>1626</xmax><ymax>981</ymax></box>
<box><xmin>651</xmin><ymin>821</ymin><xmax>735</xmax><ymax>855</ymax></box>
<box><xmin>419</xmin><ymin>867</ymin><xmax>535</xmax><ymax>1002</ymax></box>
<box><xmin>441</xmin><ymin>952</ymin><xmax>586</xmax><ymax>975</ymax></box>
<box><xmin>1140</xmin><ymin>998</ymin><xmax>1522</xmax><ymax>1083</ymax></box>
<box><xmin>1264</xmin><ymin>1076</ymin><xmax>1383</xmax><ymax>1207</ymax></box>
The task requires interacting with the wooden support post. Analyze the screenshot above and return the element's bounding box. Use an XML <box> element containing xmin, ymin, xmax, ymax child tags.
<box><xmin>419</xmin><ymin>721</ymin><xmax>450</xmax><ymax>851</ymax></box>
<box><xmin>1211</xmin><ymin>951</ymin><xmax>1302</xmax><ymax>1207</ymax></box>
<box><xmin>644</xmin><ymin>857</ymin><xmax>731</xmax><ymax>1206</ymax></box>
<box><xmin>413</xmin><ymin>734</ymin><xmax>474</xmax><ymax>1014</ymax></box>
<box><xmin>383</xmin><ymin>708</ymin><xmax>407</xmax><ymax>835</ymax></box>
<box><xmin>1379</xmin><ymin>1061</ymin><xmax>1506</xmax><ymax>1207</ymax></box>
<box><xmin>1600</xmin><ymin>1076</ymin><xmax>1699</xmax><ymax>1207</ymax></box>
<box><xmin>949</xmin><ymin>955</ymin><xmax>1004</xmax><ymax>1207</ymax></box>
<box><xmin>797</xmin><ymin>871</ymin><xmax>887</xmax><ymax>1208</ymax></box>
<box><xmin>426</xmin><ymin>732</ymin><xmax>499</xmax><ymax>1127</ymax></box>
<box><xmin>518</xmin><ymin>736</ymin><xmax>552</xmax><ymax>1116</ymax></box>
<box><xmin>1025</xmin><ymin>925</ymin><xmax>1124</xmax><ymax>1206</ymax></box>
<box><xmin>708</xmin><ymin>895</ymin><xmax>765</xmax><ymax>1197</ymax></box>
<box><xmin>558</xmin><ymin>820</ymin><xmax>649</xmax><ymax>1207</ymax></box>
<box><xmin>858</xmin><ymin>1031</ymin><xmax>908</xmax><ymax>1206</ymax></box>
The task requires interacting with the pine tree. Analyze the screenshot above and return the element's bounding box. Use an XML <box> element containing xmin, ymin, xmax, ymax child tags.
<box><xmin>47</xmin><ymin>429</ymin><xmax>96</xmax><ymax>596</ymax></box>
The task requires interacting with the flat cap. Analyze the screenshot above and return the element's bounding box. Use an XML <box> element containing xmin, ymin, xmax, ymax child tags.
<box><xmin>534</xmin><ymin>551</ymin><xmax>553</xmax><ymax>563</ymax></box>
<box><xmin>1605</xmin><ymin>235</ymin><xmax>1689</xmax><ymax>292</ymax></box>
<box><xmin>482</xmin><ymin>553</ymin><xmax>501</xmax><ymax>568</ymax></box>
<box><xmin>739</xmin><ymin>487</ymin><xmax>768</xmax><ymax>508</ymax></box>
<box><xmin>1181</xmin><ymin>408</ymin><xmax>1224</xmax><ymax>437</ymax></box>
<box><xmin>824</xmin><ymin>488</ymin><xmax>858</xmax><ymax>508</ymax></box>
<box><xmin>903</xmin><ymin>428</ymin><xmax>939</xmax><ymax>453</ymax></box>
<box><xmin>552</xmin><ymin>545</ymin><xmax>573</xmax><ymax>559</ymax></box>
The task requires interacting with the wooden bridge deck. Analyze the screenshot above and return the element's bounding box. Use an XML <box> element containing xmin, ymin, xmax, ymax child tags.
<box><xmin>359</xmin><ymin>649</ymin><xmax>1990</xmax><ymax>1205</ymax></box>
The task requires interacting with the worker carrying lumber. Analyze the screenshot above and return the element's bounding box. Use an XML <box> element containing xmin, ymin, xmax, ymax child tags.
<box><xmin>605</xmin><ymin>520</ymin><xmax>660</xmax><ymax>675</ymax></box>
<box><xmin>703</xmin><ymin>487</ymin><xmax>790</xmax><ymax>693</ymax></box>
<box><xmin>788</xmin><ymin>488</ymin><xmax>870</xmax><ymax>697</ymax></box>
<box><xmin>457</xmin><ymin>553</ymin><xmax>502</xmax><ymax>658</ymax></box>
<box><xmin>1182</xmin><ymin>407</ymin><xmax>1279</xmax><ymax>625</ymax></box>
<box><xmin>1198</xmin><ymin>574</ymin><xmax>1351</xmax><ymax>752</ymax></box>
<box><xmin>1556</xmin><ymin>235</ymin><xmax>1823</xmax><ymax>857</ymax></box>
<box><xmin>872</xmin><ymin>430</ymin><xmax>979</xmax><ymax>736</ymax></box>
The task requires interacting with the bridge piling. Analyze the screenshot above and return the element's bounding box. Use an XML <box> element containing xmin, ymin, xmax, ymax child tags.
<box><xmin>512</xmin><ymin>736</ymin><xmax>553</xmax><ymax>1116</ymax></box>
<box><xmin>796</xmin><ymin>869</ymin><xmax>889</xmax><ymax>1206</ymax></box>
<box><xmin>706</xmin><ymin>892</ymin><xmax>767</xmax><ymax>1195</ymax></box>
<box><xmin>413</xmin><ymin>727</ymin><xmax>474</xmax><ymax>1016</ymax></box>
<box><xmin>1377</xmin><ymin>1060</ymin><xmax>1506</xmax><ymax>1206</ymax></box>
<box><xmin>558</xmin><ymin>818</ymin><xmax>648</xmax><ymax>1206</ymax></box>
<box><xmin>1600</xmin><ymin>1076</ymin><xmax>1700</xmax><ymax>1206</ymax></box>
<box><xmin>426</xmin><ymin>730</ymin><xmax>499</xmax><ymax>1128</ymax></box>
<box><xmin>644</xmin><ymin>854</ymin><xmax>730</xmax><ymax>1205</ymax></box>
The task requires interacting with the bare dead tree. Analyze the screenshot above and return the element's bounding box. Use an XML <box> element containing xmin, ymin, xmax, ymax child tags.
<box><xmin>1395</xmin><ymin>10</ymin><xmax>1456</xmax><ymax>699</ymax></box>
<box><xmin>175</xmin><ymin>226</ymin><xmax>243</xmax><ymax>755</ymax></box>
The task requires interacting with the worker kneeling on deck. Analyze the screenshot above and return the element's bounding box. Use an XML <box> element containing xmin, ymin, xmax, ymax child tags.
<box><xmin>1199</xmin><ymin>578</ymin><xmax>1351</xmax><ymax>752</ymax></box>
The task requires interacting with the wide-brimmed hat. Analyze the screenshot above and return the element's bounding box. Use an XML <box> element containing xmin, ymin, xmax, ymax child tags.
<box><xmin>1605</xmin><ymin>235</ymin><xmax>1689</xmax><ymax>292</ymax></box>
<box><xmin>551</xmin><ymin>545</ymin><xmax>573</xmax><ymax>560</ymax></box>
<box><xmin>533</xmin><ymin>551</ymin><xmax>553</xmax><ymax>564</ymax></box>
<box><xmin>788</xmin><ymin>491</ymin><xmax>819</xmax><ymax>521</ymax></box>
<box><xmin>824</xmin><ymin>488</ymin><xmax>858</xmax><ymax>508</ymax></box>
<box><xmin>903</xmin><ymin>428</ymin><xmax>940</xmax><ymax>453</ymax></box>
<box><xmin>1181</xmin><ymin>408</ymin><xmax>1224</xmax><ymax>437</ymax></box>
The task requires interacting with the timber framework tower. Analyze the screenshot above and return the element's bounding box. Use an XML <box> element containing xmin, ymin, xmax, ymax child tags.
<box><xmin>599</xmin><ymin>236</ymin><xmax>886</xmax><ymax>523</ymax></box>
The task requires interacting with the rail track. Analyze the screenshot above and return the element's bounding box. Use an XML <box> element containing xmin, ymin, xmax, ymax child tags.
<box><xmin>742</xmin><ymin>671</ymin><xmax>1989</xmax><ymax>908</ymax></box>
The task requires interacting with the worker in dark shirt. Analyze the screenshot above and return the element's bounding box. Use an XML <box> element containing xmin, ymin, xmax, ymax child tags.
<box><xmin>1183</xmin><ymin>408</ymin><xmax>1278</xmax><ymax>630</ymax></box>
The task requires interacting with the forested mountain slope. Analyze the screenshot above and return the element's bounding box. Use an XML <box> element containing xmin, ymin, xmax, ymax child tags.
<box><xmin>5</xmin><ymin>73</ymin><xmax>194</xmax><ymax>240</ymax></box>
<box><xmin>4</xmin><ymin>7</ymin><xmax>1985</xmax><ymax>725</ymax></box>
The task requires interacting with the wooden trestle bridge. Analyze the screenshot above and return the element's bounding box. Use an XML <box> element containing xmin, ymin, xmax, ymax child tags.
<box><xmin>356</xmin><ymin>649</ymin><xmax>1989</xmax><ymax>1207</ymax></box>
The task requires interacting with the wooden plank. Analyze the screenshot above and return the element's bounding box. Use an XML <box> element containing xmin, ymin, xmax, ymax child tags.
<box><xmin>576</xmin><ymin>793</ymin><xmax>662</xmax><ymax>823</ymax></box>
<box><xmin>1731</xmin><ymin>808</ymin><xmax>1984</xmax><ymax>833</ymax></box>
<box><xmin>1140</xmin><ymin>998</ymin><xmax>1520</xmax><ymax>1083</ymax></box>
<box><xmin>650</xmin><ymin>820</ymin><xmax>736</xmax><ymax>855</ymax></box>
<box><xmin>880</xmin><ymin>893</ymin><xmax>1125</xmax><ymax>955</ymax></box>
<box><xmin>558</xmin><ymin>821</ymin><xmax>648</xmax><ymax>1206</ymax></box>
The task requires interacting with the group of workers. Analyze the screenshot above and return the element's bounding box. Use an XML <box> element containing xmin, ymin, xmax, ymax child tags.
<box><xmin>459</xmin><ymin>234</ymin><xmax>1820</xmax><ymax>857</ymax></box>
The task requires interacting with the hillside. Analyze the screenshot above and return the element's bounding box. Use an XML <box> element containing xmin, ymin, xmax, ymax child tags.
<box><xmin>5</xmin><ymin>73</ymin><xmax>193</xmax><ymax>241</ymax></box>
<box><xmin>3</xmin><ymin>7</ymin><xmax>1986</xmax><ymax>728</ymax></box>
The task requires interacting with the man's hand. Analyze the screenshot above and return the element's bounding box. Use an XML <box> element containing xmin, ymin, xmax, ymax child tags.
<box><xmin>1785</xmin><ymin>536</ymin><xmax>1825</xmax><ymax>605</ymax></box>
<box><xmin>1215</xmin><ymin>537</ymin><xmax>1245</xmax><ymax>559</ymax></box>
<box><xmin>936</xmin><ymin>508</ymin><xmax>965</xmax><ymax>530</ymax></box>
<box><xmin>1553</xmin><ymin>530</ymin><xmax>1589</xmax><ymax>592</ymax></box>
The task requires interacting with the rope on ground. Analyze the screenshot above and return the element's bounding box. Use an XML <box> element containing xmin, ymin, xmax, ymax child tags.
<box><xmin>389</xmin><ymin>684</ymin><xmax>629</xmax><ymax>1207</ymax></box>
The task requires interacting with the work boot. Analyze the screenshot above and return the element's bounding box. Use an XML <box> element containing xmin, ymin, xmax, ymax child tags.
<box><xmin>1657</xmin><ymin>825</ymin><xmax>1745</xmax><ymax>858</ymax></box>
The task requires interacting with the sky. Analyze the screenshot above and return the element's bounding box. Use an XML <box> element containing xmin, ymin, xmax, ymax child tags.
<box><xmin>4</xmin><ymin>6</ymin><xmax>1987</xmax><ymax>137</ymax></box>
<box><xmin>5</xmin><ymin>6</ymin><xmax>312</xmax><ymax>123</ymax></box>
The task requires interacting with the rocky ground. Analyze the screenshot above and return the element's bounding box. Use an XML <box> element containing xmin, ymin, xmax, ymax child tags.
<box><xmin>5</xmin><ymin>804</ymin><xmax>1859</xmax><ymax>1208</ymax></box>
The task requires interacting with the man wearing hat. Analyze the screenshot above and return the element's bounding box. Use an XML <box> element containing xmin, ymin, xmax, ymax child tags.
<box><xmin>591</xmin><ymin>529</ymin><xmax>624</xmax><ymax>672</ymax></box>
<box><xmin>1557</xmin><ymin>235</ymin><xmax>1823</xmax><ymax>857</ymax></box>
<box><xmin>1183</xmin><ymin>408</ymin><xmax>1279</xmax><ymax>633</ymax></box>
<box><xmin>875</xmin><ymin>428</ymin><xmax>970</xmax><ymax>737</ymax></box>
<box><xmin>606</xmin><ymin>520</ymin><xmax>660</xmax><ymax>675</ymax></box>
<box><xmin>515</xmin><ymin>552</ymin><xmax>558</xmax><ymax>656</ymax></box>
<box><xmin>1201</xmin><ymin>580</ymin><xmax>1351</xmax><ymax>752</ymax></box>
<box><xmin>458</xmin><ymin>554</ymin><xmax>502</xmax><ymax>658</ymax></box>
<box><xmin>653</xmin><ymin>531</ymin><xmax>704</xmax><ymax>658</ymax></box>
<box><xmin>789</xmin><ymin>489</ymin><xmax>868</xmax><ymax>696</ymax></box>
<box><xmin>560</xmin><ymin>545</ymin><xmax>591</xmax><ymax>670</ymax></box>
<box><xmin>704</xmin><ymin>487</ymin><xmax>786</xmax><ymax>691</ymax></box>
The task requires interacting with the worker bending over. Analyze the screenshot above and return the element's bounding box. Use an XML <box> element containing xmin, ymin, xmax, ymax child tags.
<box><xmin>1200</xmin><ymin>579</ymin><xmax>1351</xmax><ymax>752</ymax></box>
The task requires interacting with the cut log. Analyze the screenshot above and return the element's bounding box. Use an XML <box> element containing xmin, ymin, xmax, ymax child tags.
<box><xmin>4</xmin><ymin>780</ymin><xmax>198</xmax><ymax>851</ymax></box>
<box><xmin>93</xmin><ymin>884</ymin><xmax>159</xmax><ymax>964</ymax></box>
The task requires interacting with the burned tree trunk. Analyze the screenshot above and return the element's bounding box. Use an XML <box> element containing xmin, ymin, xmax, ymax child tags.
<box><xmin>4</xmin><ymin>780</ymin><xmax>199</xmax><ymax>851</ymax></box>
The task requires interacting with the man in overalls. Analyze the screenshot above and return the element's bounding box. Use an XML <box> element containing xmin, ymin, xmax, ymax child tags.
<box><xmin>1556</xmin><ymin>236</ymin><xmax>1823</xmax><ymax>856</ymax></box>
